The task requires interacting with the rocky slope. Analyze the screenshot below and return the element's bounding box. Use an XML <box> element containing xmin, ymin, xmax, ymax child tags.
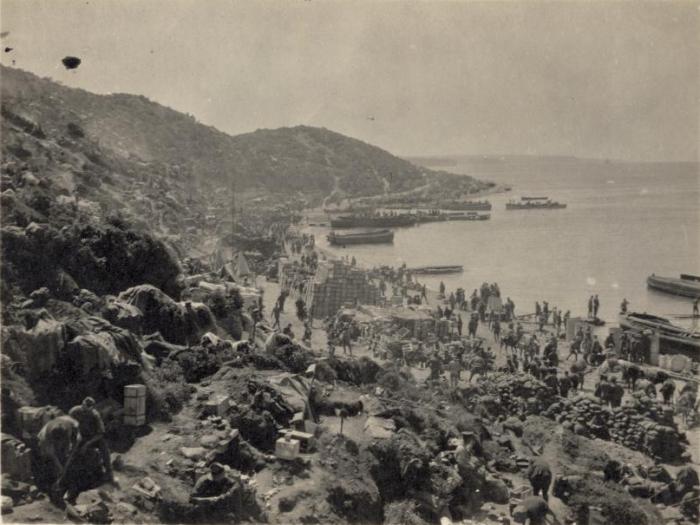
<box><xmin>1</xmin><ymin>66</ymin><xmax>488</xmax><ymax>203</ymax></box>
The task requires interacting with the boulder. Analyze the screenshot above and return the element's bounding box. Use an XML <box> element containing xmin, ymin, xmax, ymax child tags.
<box><xmin>102</xmin><ymin>300</ymin><xmax>144</xmax><ymax>333</ymax></box>
<box><xmin>482</xmin><ymin>474</ymin><xmax>510</xmax><ymax>504</ymax></box>
<box><xmin>2</xmin><ymin>312</ymin><xmax>67</xmax><ymax>380</ymax></box>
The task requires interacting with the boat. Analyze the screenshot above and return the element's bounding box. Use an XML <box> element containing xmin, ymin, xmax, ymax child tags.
<box><xmin>330</xmin><ymin>214</ymin><xmax>417</xmax><ymax>228</ymax></box>
<box><xmin>408</xmin><ymin>265</ymin><xmax>464</xmax><ymax>275</ymax></box>
<box><xmin>327</xmin><ymin>229</ymin><xmax>394</xmax><ymax>246</ymax></box>
<box><xmin>619</xmin><ymin>312</ymin><xmax>700</xmax><ymax>351</ymax></box>
<box><xmin>506</xmin><ymin>197</ymin><xmax>567</xmax><ymax>210</ymax></box>
<box><xmin>440</xmin><ymin>200</ymin><xmax>492</xmax><ymax>211</ymax></box>
<box><xmin>647</xmin><ymin>274</ymin><xmax>700</xmax><ymax>299</ymax></box>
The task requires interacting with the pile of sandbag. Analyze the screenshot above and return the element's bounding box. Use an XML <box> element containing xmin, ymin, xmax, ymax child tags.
<box><xmin>542</xmin><ymin>395</ymin><xmax>685</xmax><ymax>461</ymax></box>
<box><xmin>481</xmin><ymin>373</ymin><xmax>551</xmax><ymax>416</ymax></box>
<box><xmin>543</xmin><ymin>396</ymin><xmax>609</xmax><ymax>438</ymax></box>
<box><xmin>608</xmin><ymin>403</ymin><xmax>683</xmax><ymax>462</ymax></box>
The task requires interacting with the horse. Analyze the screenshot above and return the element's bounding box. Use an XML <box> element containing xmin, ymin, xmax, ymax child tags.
<box><xmin>500</xmin><ymin>331</ymin><xmax>521</xmax><ymax>353</ymax></box>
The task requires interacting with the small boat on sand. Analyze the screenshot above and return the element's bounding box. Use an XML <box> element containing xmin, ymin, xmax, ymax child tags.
<box><xmin>647</xmin><ymin>274</ymin><xmax>700</xmax><ymax>299</ymax></box>
<box><xmin>408</xmin><ymin>265</ymin><xmax>464</xmax><ymax>275</ymax></box>
<box><xmin>327</xmin><ymin>229</ymin><xmax>394</xmax><ymax>246</ymax></box>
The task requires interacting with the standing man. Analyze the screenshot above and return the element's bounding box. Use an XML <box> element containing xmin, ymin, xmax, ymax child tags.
<box><xmin>456</xmin><ymin>314</ymin><xmax>463</xmax><ymax>336</ymax></box>
<box><xmin>620</xmin><ymin>298</ymin><xmax>629</xmax><ymax>314</ymax></box>
<box><xmin>694</xmin><ymin>298</ymin><xmax>699</xmax><ymax>318</ymax></box>
<box><xmin>67</xmin><ymin>397</ymin><xmax>114</xmax><ymax>484</ymax></box>
<box><xmin>272</xmin><ymin>303</ymin><xmax>281</xmax><ymax>330</ymax></box>
<box><xmin>342</xmin><ymin>325</ymin><xmax>353</xmax><ymax>356</ymax></box>
<box><xmin>660</xmin><ymin>378</ymin><xmax>676</xmax><ymax>405</ymax></box>
<box><xmin>587</xmin><ymin>295</ymin><xmax>594</xmax><ymax>318</ymax></box>
<box><xmin>449</xmin><ymin>358</ymin><xmax>461</xmax><ymax>388</ymax></box>
<box><xmin>593</xmin><ymin>294</ymin><xmax>600</xmax><ymax>318</ymax></box>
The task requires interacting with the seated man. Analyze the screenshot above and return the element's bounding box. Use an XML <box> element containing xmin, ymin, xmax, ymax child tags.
<box><xmin>512</xmin><ymin>495</ymin><xmax>559</xmax><ymax>525</ymax></box>
<box><xmin>191</xmin><ymin>462</ymin><xmax>242</xmax><ymax>516</ymax></box>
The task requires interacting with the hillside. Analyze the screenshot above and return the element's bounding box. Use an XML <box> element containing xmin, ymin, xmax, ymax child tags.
<box><xmin>0</xmin><ymin>66</ymin><xmax>488</xmax><ymax>202</ymax></box>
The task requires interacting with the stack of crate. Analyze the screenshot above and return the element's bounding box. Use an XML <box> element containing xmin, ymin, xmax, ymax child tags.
<box><xmin>124</xmin><ymin>384</ymin><xmax>147</xmax><ymax>426</ymax></box>
<box><xmin>307</xmin><ymin>260</ymin><xmax>381</xmax><ymax>318</ymax></box>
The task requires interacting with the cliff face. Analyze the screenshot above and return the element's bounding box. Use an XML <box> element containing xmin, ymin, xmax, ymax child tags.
<box><xmin>1</xmin><ymin>66</ymin><xmax>486</xmax><ymax>202</ymax></box>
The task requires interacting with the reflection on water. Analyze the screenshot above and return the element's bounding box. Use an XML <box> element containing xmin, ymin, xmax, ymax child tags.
<box><xmin>309</xmin><ymin>157</ymin><xmax>700</xmax><ymax>326</ymax></box>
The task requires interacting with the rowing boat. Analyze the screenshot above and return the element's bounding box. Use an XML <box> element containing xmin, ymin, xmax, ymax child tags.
<box><xmin>647</xmin><ymin>274</ymin><xmax>700</xmax><ymax>299</ymax></box>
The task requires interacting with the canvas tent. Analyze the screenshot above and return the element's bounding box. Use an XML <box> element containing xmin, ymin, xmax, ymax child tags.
<box><xmin>221</xmin><ymin>252</ymin><xmax>255</xmax><ymax>283</ymax></box>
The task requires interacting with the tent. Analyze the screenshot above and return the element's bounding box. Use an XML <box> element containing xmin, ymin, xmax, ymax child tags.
<box><xmin>221</xmin><ymin>252</ymin><xmax>254</xmax><ymax>283</ymax></box>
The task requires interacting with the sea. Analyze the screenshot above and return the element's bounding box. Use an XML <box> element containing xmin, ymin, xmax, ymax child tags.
<box><xmin>305</xmin><ymin>156</ymin><xmax>699</xmax><ymax>328</ymax></box>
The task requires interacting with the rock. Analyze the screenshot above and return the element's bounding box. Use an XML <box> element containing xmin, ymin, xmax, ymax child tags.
<box><xmin>180</xmin><ymin>447</ymin><xmax>207</xmax><ymax>460</ymax></box>
<box><xmin>278</xmin><ymin>495</ymin><xmax>298</xmax><ymax>512</ymax></box>
<box><xmin>483</xmin><ymin>475</ymin><xmax>510</xmax><ymax>504</ymax></box>
<box><xmin>75</xmin><ymin>501</ymin><xmax>111</xmax><ymax>524</ymax></box>
<box><xmin>200</xmin><ymin>434</ymin><xmax>222</xmax><ymax>449</ymax></box>
<box><xmin>29</xmin><ymin>287</ymin><xmax>50</xmax><ymax>307</ymax></box>
<box><xmin>1</xmin><ymin>496</ymin><xmax>13</xmax><ymax>514</ymax></box>
<box><xmin>503</xmin><ymin>417</ymin><xmax>524</xmax><ymax>437</ymax></box>
<box><xmin>115</xmin><ymin>502</ymin><xmax>138</xmax><ymax>517</ymax></box>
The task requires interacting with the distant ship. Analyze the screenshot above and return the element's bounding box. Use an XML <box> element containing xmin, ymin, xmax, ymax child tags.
<box><xmin>327</xmin><ymin>229</ymin><xmax>394</xmax><ymax>245</ymax></box>
<box><xmin>506</xmin><ymin>196</ymin><xmax>567</xmax><ymax>210</ymax></box>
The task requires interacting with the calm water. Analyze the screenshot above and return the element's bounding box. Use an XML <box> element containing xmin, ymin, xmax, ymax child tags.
<box><xmin>307</xmin><ymin>157</ymin><xmax>699</xmax><ymax>326</ymax></box>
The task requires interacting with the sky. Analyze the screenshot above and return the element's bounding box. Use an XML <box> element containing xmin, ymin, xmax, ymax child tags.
<box><xmin>1</xmin><ymin>0</ymin><xmax>699</xmax><ymax>161</ymax></box>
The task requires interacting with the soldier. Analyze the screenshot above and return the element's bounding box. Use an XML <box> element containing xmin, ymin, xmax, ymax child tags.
<box><xmin>191</xmin><ymin>462</ymin><xmax>243</xmax><ymax>517</ymax></box>
<box><xmin>512</xmin><ymin>495</ymin><xmax>555</xmax><ymax>525</ymax></box>
<box><xmin>67</xmin><ymin>397</ymin><xmax>114</xmax><ymax>484</ymax></box>
<box><xmin>660</xmin><ymin>378</ymin><xmax>676</xmax><ymax>405</ymax></box>
<box><xmin>608</xmin><ymin>377</ymin><xmax>625</xmax><ymax>408</ymax></box>
<box><xmin>527</xmin><ymin>457</ymin><xmax>553</xmax><ymax>500</ymax></box>
<box><xmin>37</xmin><ymin>415</ymin><xmax>80</xmax><ymax>499</ymax></box>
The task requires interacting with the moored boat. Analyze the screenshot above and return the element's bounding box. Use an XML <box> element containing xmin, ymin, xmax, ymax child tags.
<box><xmin>408</xmin><ymin>265</ymin><xmax>464</xmax><ymax>275</ymax></box>
<box><xmin>619</xmin><ymin>312</ymin><xmax>700</xmax><ymax>351</ymax></box>
<box><xmin>647</xmin><ymin>274</ymin><xmax>700</xmax><ymax>299</ymax></box>
<box><xmin>327</xmin><ymin>229</ymin><xmax>394</xmax><ymax>245</ymax></box>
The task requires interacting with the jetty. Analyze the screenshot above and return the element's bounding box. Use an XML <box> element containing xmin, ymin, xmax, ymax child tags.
<box><xmin>327</xmin><ymin>229</ymin><xmax>394</xmax><ymax>246</ymax></box>
<box><xmin>619</xmin><ymin>312</ymin><xmax>700</xmax><ymax>351</ymax></box>
<box><xmin>407</xmin><ymin>264</ymin><xmax>464</xmax><ymax>275</ymax></box>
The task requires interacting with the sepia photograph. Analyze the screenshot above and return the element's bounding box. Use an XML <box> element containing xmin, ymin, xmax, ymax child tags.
<box><xmin>0</xmin><ymin>1</ymin><xmax>698</xmax><ymax>524</ymax></box>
